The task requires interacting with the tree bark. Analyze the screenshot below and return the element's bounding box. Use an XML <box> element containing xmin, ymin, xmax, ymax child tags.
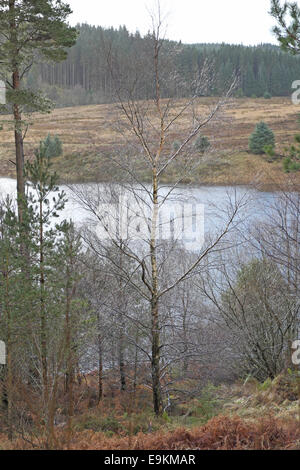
<box><xmin>65</xmin><ymin>263</ymin><xmax>74</xmax><ymax>450</ymax></box>
<box><xmin>150</xmin><ymin>168</ymin><xmax>162</xmax><ymax>416</ymax></box>
<box><xmin>9</xmin><ymin>0</ymin><xmax>25</xmax><ymax>223</ymax></box>
<box><xmin>4</xmin><ymin>262</ymin><xmax>13</xmax><ymax>440</ymax></box>
<box><xmin>97</xmin><ymin>313</ymin><xmax>103</xmax><ymax>403</ymax></box>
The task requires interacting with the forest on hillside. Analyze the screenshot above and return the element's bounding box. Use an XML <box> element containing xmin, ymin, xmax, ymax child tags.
<box><xmin>25</xmin><ymin>24</ymin><xmax>300</xmax><ymax>107</ymax></box>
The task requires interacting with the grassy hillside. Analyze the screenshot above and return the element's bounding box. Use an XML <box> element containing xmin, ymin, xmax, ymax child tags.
<box><xmin>1</xmin><ymin>97</ymin><xmax>300</xmax><ymax>188</ymax></box>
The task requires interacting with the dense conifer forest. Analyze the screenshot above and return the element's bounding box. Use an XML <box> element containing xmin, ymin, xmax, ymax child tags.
<box><xmin>26</xmin><ymin>24</ymin><xmax>300</xmax><ymax>107</ymax></box>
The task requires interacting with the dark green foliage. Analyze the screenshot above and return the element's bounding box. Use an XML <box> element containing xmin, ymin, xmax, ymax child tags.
<box><xmin>270</xmin><ymin>0</ymin><xmax>300</xmax><ymax>54</ymax></box>
<box><xmin>264</xmin><ymin>91</ymin><xmax>272</xmax><ymax>99</ymax></box>
<box><xmin>270</xmin><ymin>3</ymin><xmax>300</xmax><ymax>172</ymax></box>
<box><xmin>283</xmin><ymin>157</ymin><xmax>300</xmax><ymax>172</ymax></box>
<box><xmin>25</xmin><ymin>144</ymin><xmax>65</xmax><ymax>206</ymax></box>
<box><xmin>0</xmin><ymin>1</ymin><xmax>78</xmax><ymax>68</ymax></box>
<box><xmin>41</xmin><ymin>134</ymin><xmax>63</xmax><ymax>158</ymax></box>
<box><xmin>75</xmin><ymin>413</ymin><xmax>124</xmax><ymax>434</ymax></box>
<box><xmin>194</xmin><ymin>136</ymin><xmax>210</xmax><ymax>154</ymax></box>
<box><xmin>0</xmin><ymin>1</ymin><xmax>77</xmax><ymax>113</ymax></box>
<box><xmin>264</xmin><ymin>144</ymin><xmax>276</xmax><ymax>157</ymax></box>
<box><xmin>22</xmin><ymin>24</ymin><xmax>300</xmax><ymax>107</ymax></box>
<box><xmin>264</xmin><ymin>144</ymin><xmax>277</xmax><ymax>162</ymax></box>
<box><xmin>249</xmin><ymin>122</ymin><xmax>275</xmax><ymax>155</ymax></box>
<box><xmin>194</xmin><ymin>384</ymin><xmax>221</xmax><ymax>424</ymax></box>
<box><xmin>282</xmin><ymin>134</ymin><xmax>300</xmax><ymax>172</ymax></box>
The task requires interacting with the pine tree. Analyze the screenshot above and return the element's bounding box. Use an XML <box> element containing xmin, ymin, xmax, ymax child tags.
<box><xmin>0</xmin><ymin>200</ymin><xmax>20</xmax><ymax>439</ymax></box>
<box><xmin>0</xmin><ymin>1</ymin><xmax>77</xmax><ymax>222</ymax></box>
<box><xmin>264</xmin><ymin>91</ymin><xmax>272</xmax><ymax>99</ymax></box>
<box><xmin>249</xmin><ymin>122</ymin><xmax>275</xmax><ymax>155</ymax></box>
<box><xmin>24</xmin><ymin>145</ymin><xmax>68</xmax><ymax>446</ymax></box>
<box><xmin>270</xmin><ymin>0</ymin><xmax>300</xmax><ymax>54</ymax></box>
<box><xmin>0</xmin><ymin>140</ymin><xmax>83</xmax><ymax>445</ymax></box>
<box><xmin>194</xmin><ymin>135</ymin><xmax>211</xmax><ymax>154</ymax></box>
<box><xmin>21</xmin><ymin>24</ymin><xmax>300</xmax><ymax>105</ymax></box>
<box><xmin>283</xmin><ymin>134</ymin><xmax>300</xmax><ymax>172</ymax></box>
<box><xmin>42</xmin><ymin>134</ymin><xmax>63</xmax><ymax>158</ymax></box>
<box><xmin>270</xmin><ymin>1</ymin><xmax>300</xmax><ymax>173</ymax></box>
<box><xmin>0</xmin><ymin>197</ymin><xmax>33</xmax><ymax>439</ymax></box>
<box><xmin>57</xmin><ymin>223</ymin><xmax>82</xmax><ymax>449</ymax></box>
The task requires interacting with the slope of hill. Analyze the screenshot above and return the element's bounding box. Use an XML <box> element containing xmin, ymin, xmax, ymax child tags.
<box><xmin>25</xmin><ymin>24</ymin><xmax>300</xmax><ymax>108</ymax></box>
<box><xmin>1</xmin><ymin>97</ymin><xmax>300</xmax><ymax>188</ymax></box>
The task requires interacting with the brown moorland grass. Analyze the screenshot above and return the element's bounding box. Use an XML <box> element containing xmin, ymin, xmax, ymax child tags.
<box><xmin>0</xmin><ymin>97</ymin><xmax>300</xmax><ymax>187</ymax></box>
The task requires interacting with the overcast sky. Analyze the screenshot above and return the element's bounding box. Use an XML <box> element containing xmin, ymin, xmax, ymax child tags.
<box><xmin>67</xmin><ymin>0</ymin><xmax>286</xmax><ymax>46</ymax></box>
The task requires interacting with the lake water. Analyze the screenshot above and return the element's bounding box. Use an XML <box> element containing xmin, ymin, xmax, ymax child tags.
<box><xmin>0</xmin><ymin>177</ymin><xmax>280</xmax><ymax>250</ymax></box>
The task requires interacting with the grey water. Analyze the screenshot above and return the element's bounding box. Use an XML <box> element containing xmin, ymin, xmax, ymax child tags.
<box><xmin>0</xmin><ymin>177</ymin><xmax>280</xmax><ymax>246</ymax></box>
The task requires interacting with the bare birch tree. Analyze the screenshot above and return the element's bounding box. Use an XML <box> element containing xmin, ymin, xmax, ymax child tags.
<box><xmin>71</xmin><ymin>4</ymin><xmax>242</xmax><ymax>416</ymax></box>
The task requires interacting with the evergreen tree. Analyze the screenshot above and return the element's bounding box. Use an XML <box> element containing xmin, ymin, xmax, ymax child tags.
<box><xmin>270</xmin><ymin>1</ymin><xmax>300</xmax><ymax>173</ymax></box>
<box><xmin>0</xmin><ymin>0</ymin><xmax>77</xmax><ymax>222</ymax></box>
<box><xmin>0</xmin><ymin>145</ymin><xmax>85</xmax><ymax>445</ymax></box>
<box><xmin>42</xmin><ymin>134</ymin><xmax>63</xmax><ymax>158</ymax></box>
<box><xmin>283</xmin><ymin>134</ymin><xmax>300</xmax><ymax>172</ymax></box>
<box><xmin>249</xmin><ymin>121</ymin><xmax>275</xmax><ymax>154</ymax></box>
<box><xmin>264</xmin><ymin>91</ymin><xmax>272</xmax><ymax>99</ymax></box>
<box><xmin>24</xmin><ymin>145</ymin><xmax>68</xmax><ymax>446</ymax></box>
<box><xmin>270</xmin><ymin>0</ymin><xmax>300</xmax><ymax>54</ymax></box>
<box><xmin>20</xmin><ymin>24</ymin><xmax>300</xmax><ymax>107</ymax></box>
<box><xmin>0</xmin><ymin>199</ymin><xmax>26</xmax><ymax>439</ymax></box>
<box><xmin>194</xmin><ymin>135</ymin><xmax>211</xmax><ymax>154</ymax></box>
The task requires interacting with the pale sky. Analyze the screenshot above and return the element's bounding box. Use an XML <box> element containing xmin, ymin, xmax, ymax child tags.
<box><xmin>67</xmin><ymin>0</ymin><xmax>290</xmax><ymax>46</ymax></box>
